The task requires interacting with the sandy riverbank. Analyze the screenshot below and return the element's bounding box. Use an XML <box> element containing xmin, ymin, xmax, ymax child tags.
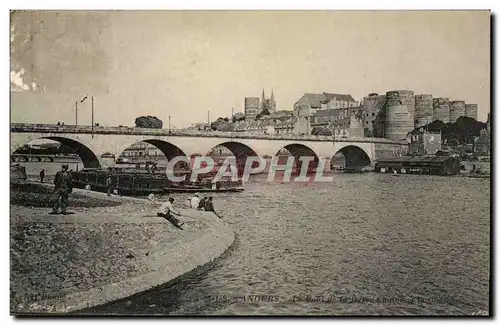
<box><xmin>10</xmin><ymin>182</ymin><xmax>235</xmax><ymax>314</ymax></box>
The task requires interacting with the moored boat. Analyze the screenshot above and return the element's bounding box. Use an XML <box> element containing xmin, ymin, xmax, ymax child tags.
<box><xmin>467</xmin><ymin>172</ymin><xmax>490</xmax><ymax>179</ymax></box>
<box><xmin>375</xmin><ymin>156</ymin><xmax>461</xmax><ymax>176</ymax></box>
<box><xmin>71</xmin><ymin>167</ymin><xmax>245</xmax><ymax>195</ymax></box>
<box><xmin>72</xmin><ymin>168</ymin><xmax>172</xmax><ymax>195</ymax></box>
<box><xmin>164</xmin><ymin>175</ymin><xmax>244</xmax><ymax>193</ymax></box>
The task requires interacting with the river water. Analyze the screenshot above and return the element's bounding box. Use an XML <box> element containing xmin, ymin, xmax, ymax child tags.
<box><xmin>76</xmin><ymin>172</ymin><xmax>490</xmax><ymax>316</ymax></box>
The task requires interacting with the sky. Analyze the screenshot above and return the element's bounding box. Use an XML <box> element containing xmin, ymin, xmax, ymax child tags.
<box><xmin>10</xmin><ymin>10</ymin><xmax>491</xmax><ymax>128</ymax></box>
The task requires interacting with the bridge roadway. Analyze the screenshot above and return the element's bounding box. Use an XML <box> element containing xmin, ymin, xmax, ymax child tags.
<box><xmin>11</xmin><ymin>153</ymin><xmax>81</xmax><ymax>163</ymax></box>
<box><xmin>10</xmin><ymin>123</ymin><xmax>409</xmax><ymax>170</ymax></box>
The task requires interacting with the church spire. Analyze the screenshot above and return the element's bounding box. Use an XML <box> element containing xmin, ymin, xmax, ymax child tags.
<box><xmin>271</xmin><ymin>88</ymin><xmax>274</xmax><ymax>101</ymax></box>
<box><xmin>261</xmin><ymin>88</ymin><xmax>266</xmax><ymax>109</ymax></box>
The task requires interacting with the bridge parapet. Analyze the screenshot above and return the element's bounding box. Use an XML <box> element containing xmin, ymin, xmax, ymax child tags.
<box><xmin>11</xmin><ymin>123</ymin><xmax>407</xmax><ymax>145</ymax></box>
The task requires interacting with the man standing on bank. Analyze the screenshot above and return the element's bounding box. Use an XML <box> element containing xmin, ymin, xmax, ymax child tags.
<box><xmin>50</xmin><ymin>164</ymin><xmax>73</xmax><ymax>215</ymax></box>
<box><xmin>157</xmin><ymin>197</ymin><xmax>185</xmax><ymax>230</ymax></box>
<box><xmin>39</xmin><ymin>169</ymin><xmax>45</xmax><ymax>183</ymax></box>
<box><xmin>106</xmin><ymin>175</ymin><xmax>113</xmax><ymax>196</ymax></box>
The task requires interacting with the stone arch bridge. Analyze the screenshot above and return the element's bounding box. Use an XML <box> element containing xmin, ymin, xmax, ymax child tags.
<box><xmin>11</xmin><ymin>124</ymin><xmax>408</xmax><ymax>171</ymax></box>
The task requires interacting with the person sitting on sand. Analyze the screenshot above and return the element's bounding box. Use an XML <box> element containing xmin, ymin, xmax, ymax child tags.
<box><xmin>157</xmin><ymin>197</ymin><xmax>185</xmax><ymax>230</ymax></box>
<box><xmin>190</xmin><ymin>193</ymin><xmax>200</xmax><ymax>209</ymax></box>
<box><xmin>204</xmin><ymin>196</ymin><xmax>222</xmax><ymax>219</ymax></box>
<box><xmin>197</xmin><ymin>196</ymin><xmax>207</xmax><ymax>210</ymax></box>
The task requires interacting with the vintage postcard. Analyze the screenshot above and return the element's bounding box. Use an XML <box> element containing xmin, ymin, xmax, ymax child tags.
<box><xmin>9</xmin><ymin>10</ymin><xmax>491</xmax><ymax>316</ymax></box>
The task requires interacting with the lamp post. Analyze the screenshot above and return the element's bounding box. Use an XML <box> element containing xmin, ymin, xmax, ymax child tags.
<box><xmin>80</xmin><ymin>94</ymin><xmax>94</xmax><ymax>138</ymax></box>
<box><xmin>75</xmin><ymin>101</ymin><xmax>78</xmax><ymax>126</ymax></box>
<box><xmin>231</xmin><ymin>107</ymin><xmax>234</xmax><ymax>138</ymax></box>
<box><xmin>168</xmin><ymin>116</ymin><xmax>171</xmax><ymax>133</ymax></box>
<box><xmin>92</xmin><ymin>96</ymin><xmax>94</xmax><ymax>138</ymax></box>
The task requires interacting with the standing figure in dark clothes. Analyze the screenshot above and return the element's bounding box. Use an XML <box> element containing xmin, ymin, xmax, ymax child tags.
<box><xmin>204</xmin><ymin>196</ymin><xmax>222</xmax><ymax>218</ymax></box>
<box><xmin>106</xmin><ymin>175</ymin><xmax>113</xmax><ymax>196</ymax></box>
<box><xmin>157</xmin><ymin>197</ymin><xmax>185</xmax><ymax>230</ymax></box>
<box><xmin>50</xmin><ymin>164</ymin><xmax>73</xmax><ymax>214</ymax></box>
<box><xmin>39</xmin><ymin>169</ymin><xmax>45</xmax><ymax>183</ymax></box>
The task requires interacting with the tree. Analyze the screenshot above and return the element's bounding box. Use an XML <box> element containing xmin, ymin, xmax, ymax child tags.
<box><xmin>255</xmin><ymin>109</ymin><xmax>270</xmax><ymax>120</ymax></box>
<box><xmin>232</xmin><ymin>113</ymin><xmax>245</xmax><ymax>123</ymax></box>
<box><xmin>135</xmin><ymin>116</ymin><xmax>163</xmax><ymax>129</ymax></box>
<box><xmin>218</xmin><ymin>123</ymin><xmax>235</xmax><ymax>132</ymax></box>
<box><xmin>410</xmin><ymin>117</ymin><xmax>486</xmax><ymax>145</ymax></box>
<box><xmin>210</xmin><ymin>117</ymin><xmax>229</xmax><ymax>131</ymax></box>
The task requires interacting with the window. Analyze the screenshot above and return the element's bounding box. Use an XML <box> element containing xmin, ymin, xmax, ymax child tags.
<box><xmin>366</xmin><ymin>121</ymin><xmax>369</xmax><ymax>124</ymax></box>
<box><xmin>372</xmin><ymin>113</ymin><xmax>375</xmax><ymax>117</ymax></box>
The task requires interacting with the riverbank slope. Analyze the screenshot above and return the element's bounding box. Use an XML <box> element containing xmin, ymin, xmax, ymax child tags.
<box><xmin>10</xmin><ymin>182</ymin><xmax>235</xmax><ymax>314</ymax></box>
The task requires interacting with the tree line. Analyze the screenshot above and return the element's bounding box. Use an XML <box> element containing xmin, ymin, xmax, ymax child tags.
<box><xmin>409</xmin><ymin>116</ymin><xmax>487</xmax><ymax>145</ymax></box>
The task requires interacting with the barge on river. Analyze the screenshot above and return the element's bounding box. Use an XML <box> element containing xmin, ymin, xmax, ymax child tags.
<box><xmin>71</xmin><ymin>168</ymin><xmax>244</xmax><ymax>195</ymax></box>
<box><xmin>374</xmin><ymin>156</ymin><xmax>461</xmax><ymax>176</ymax></box>
<box><xmin>163</xmin><ymin>177</ymin><xmax>244</xmax><ymax>193</ymax></box>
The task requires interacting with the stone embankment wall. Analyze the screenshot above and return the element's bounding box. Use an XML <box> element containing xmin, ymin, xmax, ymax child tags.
<box><xmin>10</xmin><ymin>183</ymin><xmax>235</xmax><ymax>314</ymax></box>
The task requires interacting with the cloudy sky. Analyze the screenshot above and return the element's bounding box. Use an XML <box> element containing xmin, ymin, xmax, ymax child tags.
<box><xmin>10</xmin><ymin>10</ymin><xmax>490</xmax><ymax>127</ymax></box>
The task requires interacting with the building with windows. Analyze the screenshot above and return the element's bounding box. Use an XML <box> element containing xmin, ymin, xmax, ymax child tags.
<box><xmin>474</xmin><ymin>129</ymin><xmax>491</xmax><ymax>157</ymax></box>
<box><xmin>244</xmin><ymin>97</ymin><xmax>261</xmax><ymax>120</ymax></box>
<box><xmin>361</xmin><ymin>93</ymin><xmax>387</xmax><ymax>137</ymax></box>
<box><xmin>310</xmin><ymin>107</ymin><xmax>364</xmax><ymax>138</ymax></box>
<box><xmin>312</xmin><ymin>107</ymin><xmax>363</xmax><ymax>124</ymax></box>
<box><xmin>234</xmin><ymin>111</ymin><xmax>296</xmax><ymax>135</ymax></box>
<box><xmin>409</xmin><ymin>131</ymin><xmax>442</xmax><ymax>155</ymax></box>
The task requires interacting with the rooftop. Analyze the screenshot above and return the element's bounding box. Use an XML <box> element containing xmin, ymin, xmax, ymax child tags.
<box><xmin>323</xmin><ymin>93</ymin><xmax>356</xmax><ymax>103</ymax></box>
<box><xmin>298</xmin><ymin>93</ymin><xmax>356</xmax><ymax>108</ymax></box>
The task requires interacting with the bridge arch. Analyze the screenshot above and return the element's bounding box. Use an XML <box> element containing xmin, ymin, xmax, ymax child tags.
<box><xmin>142</xmin><ymin>139</ymin><xmax>188</xmax><ymax>161</ymax></box>
<box><xmin>117</xmin><ymin>139</ymin><xmax>191</xmax><ymax>167</ymax></box>
<box><xmin>332</xmin><ymin>145</ymin><xmax>371</xmax><ymax>169</ymax></box>
<box><xmin>275</xmin><ymin>143</ymin><xmax>319</xmax><ymax>159</ymax></box>
<box><xmin>274</xmin><ymin>143</ymin><xmax>321</xmax><ymax>171</ymax></box>
<box><xmin>206</xmin><ymin>141</ymin><xmax>259</xmax><ymax>158</ymax></box>
<box><xmin>12</xmin><ymin>137</ymin><xmax>101</xmax><ymax>168</ymax></box>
